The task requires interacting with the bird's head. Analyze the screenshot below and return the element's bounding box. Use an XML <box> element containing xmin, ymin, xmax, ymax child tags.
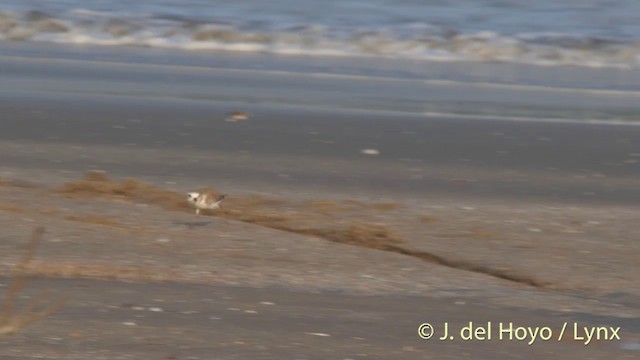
<box><xmin>187</xmin><ymin>192</ymin><xmax>200</xmax><ymax>203</ymax></box>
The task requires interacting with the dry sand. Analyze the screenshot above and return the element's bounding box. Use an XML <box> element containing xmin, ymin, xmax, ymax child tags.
<box><xmin>0</xmin><ymin>173</ymin><xmax>638</xmax><ymax>359</ymax></box>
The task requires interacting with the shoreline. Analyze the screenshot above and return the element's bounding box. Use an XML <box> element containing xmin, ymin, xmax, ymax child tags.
<box><xmin>2</xmin><ymin>41</ymin><xmax>640</xmax><ymax>122</ymax></box>
<box><xmin>0</xmin><ymin>43</ymin><xmax>638</xmax><ymax>358</ymax></box>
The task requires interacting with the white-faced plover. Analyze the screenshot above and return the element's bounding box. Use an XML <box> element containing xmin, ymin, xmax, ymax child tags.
<box><xmin>187</xmin><ymin>192</ymin><xmax>227</xmax><ymax>215</ymax></box>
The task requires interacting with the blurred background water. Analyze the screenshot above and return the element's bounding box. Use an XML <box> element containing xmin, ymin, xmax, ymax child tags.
<box><xmin>2</xmin><ymin>0</ymin><xmax>640</xmax><ymax>122</ymax></box>
<box><xmin>2</xmin><ymin>0</ymin><xmax>640</xmax><ymax>69</ymax></box>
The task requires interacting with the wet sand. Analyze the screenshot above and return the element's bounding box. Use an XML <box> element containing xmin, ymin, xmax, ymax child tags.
<box><xmin>0</xmin><ymin>47</ymin><xmax>639</xmax><ymax>358</ymax></box>
<box><xmin>1</xmin><ymin>90</ymin><xmax>639</xmax><ymax>205</ymax></box>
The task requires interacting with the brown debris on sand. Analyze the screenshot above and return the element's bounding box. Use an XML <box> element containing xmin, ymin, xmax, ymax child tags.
<box><xmin>58</xmin><ymin>171</ymin><xmax>192</xmax><ymax>212</ymax></box>
<box><xmin>53</xmin><ymin>171</ymin><xmax>549</xmax><ymax>288</ymax></box>
<box><xmin>58</xmin><ymin>172</ymin><xmax>407</xmax><ymax>251</ymax></box>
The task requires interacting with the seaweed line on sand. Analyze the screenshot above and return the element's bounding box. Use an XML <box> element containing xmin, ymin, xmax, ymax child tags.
<box><xmin>55</xmin><ymin>171</ymin><xmax>546</xmax><ymax>288</ymax></box>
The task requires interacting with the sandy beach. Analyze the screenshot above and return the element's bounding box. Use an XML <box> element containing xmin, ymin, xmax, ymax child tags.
<box><xmin>0</xmin><ymin>42</ymin><xmax>639</xmax><ymax>359</ymax></box>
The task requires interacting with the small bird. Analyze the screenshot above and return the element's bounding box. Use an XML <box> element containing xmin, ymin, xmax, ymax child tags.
<box><xmin>187</xmin><ymin>192</ymin><xmax>227</xmax><ymax>215</ymax></box>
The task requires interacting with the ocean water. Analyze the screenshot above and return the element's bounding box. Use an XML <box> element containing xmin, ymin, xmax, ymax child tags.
<box><xmin>1</xmin><ymin>0</ymin><xmax>640</xmax><ymax>69</ymax></box>
<box><xmin>2</xmin><ymin>1</ymin><xmax>640</xmax><ymax>123</ymax></box>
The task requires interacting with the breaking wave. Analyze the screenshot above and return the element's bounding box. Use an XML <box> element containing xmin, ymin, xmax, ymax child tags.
<box><xmin>1</xmin><ymin>9</ymin><xmax>640</xmax><ymax>69</ymax></box>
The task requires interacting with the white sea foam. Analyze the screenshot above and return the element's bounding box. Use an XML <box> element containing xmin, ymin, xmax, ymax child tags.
<box><xmin>1</xmin><ymin>7</ymin><xmax>640</xmax><ymax>69</ymax></box>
